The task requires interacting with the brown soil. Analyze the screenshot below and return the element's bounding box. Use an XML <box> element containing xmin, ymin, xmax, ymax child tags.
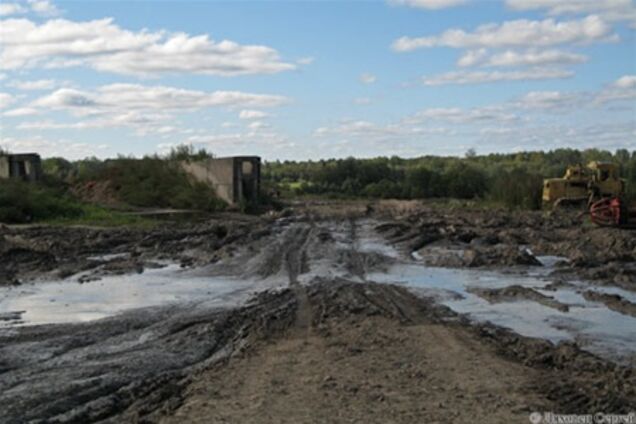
<box><xmin>160</xmin><ymin>281</ymin><xmax>635</xmax><ymax>424</ymax></box>
<box><xmin>582</xmin><ymin>291</ymin><xmax>636</xmax><ymax>318</ymax></box>
<box><xmin>468</xmin><ymin>285</ymin><xmax>570</xmax><ymax>312</ymax></box>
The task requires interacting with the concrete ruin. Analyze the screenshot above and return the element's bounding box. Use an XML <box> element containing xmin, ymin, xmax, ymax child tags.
<box><xmin>0</xmin><ymin>153</ymin><xmax>42</xmax><ymax>182</ymax></box>
<box><xmin>181</xmin><ymin>156</ymin><xmax>261</xmax><ymax>206</ymax></box>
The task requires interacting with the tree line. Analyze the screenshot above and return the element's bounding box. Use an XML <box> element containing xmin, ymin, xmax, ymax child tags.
<box><xmin>263</xmin><ymin>148</ymin><xmax>636</xmax><ymax>209</ymax></box>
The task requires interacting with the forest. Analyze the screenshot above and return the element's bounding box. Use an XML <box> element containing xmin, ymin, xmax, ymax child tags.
<box><xmin>263</xmin><ymin>148</ymin><xmax>636</xmax><ymax>209</ymax></box>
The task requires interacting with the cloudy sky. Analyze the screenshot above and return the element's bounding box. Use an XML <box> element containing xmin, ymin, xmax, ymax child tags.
<box><xmin>0</xmin><ymin>0</ymin><xmax>634</xmax><ymax>160</ymax></box>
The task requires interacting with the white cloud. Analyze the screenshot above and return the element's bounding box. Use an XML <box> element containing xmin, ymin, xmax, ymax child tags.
<box><xmin>614</xmin><ymin>75</ymin><xmax>636</xmax><ymax>89</ymax></box>
<box><xmin>480</xmin><ymin>127</ymin><xmax>515</xmax><ymax>135</ymax></box>
<box><xmin>17</xmin><ymin>84</ymin><xmax>288</xmax><ymax>136</ymax></box>
<box><xmin>31</xmin><ymin>84</ymin><xmax>289</xmax><ymax>113</ymax></box>
<box><xmin>239</xmin><ymin>109</ymin><xmax>269</xmax><ymax>120</ymax></box>
<box><xmin>456</xmin><ymin>48</ymin><xmax>489</xmax><ymax>67</ymax></box>
<box><xmin>478</xmin><ymin>121</ymin><xmax>635</xmax><ymax>152</ymax></box>
<box><xmin>248</xmin><ymin>121</ymin><xmax>270</xmax><ymax>130</ymax></box>
<box><xmin>388</xmin><ymin>0</ymin><xmax>466</xmax><ymax>10</ymax></box>
<box><xmin>353</xmin><ymin>97</ymin><xmax>372</xmax><ymax>105</ymax></box>
<box><xmin>297</xmin><ymin>56</ymin><xmax>314</xmax><ymax>65</ymax></box>
<box><xmin>596</xmin><ymin>74</ymin><xmax>636</xmax><ymax>103</ymax></box>
<box><xmin>0</xmin><ymin>135</ymin><xmax>109</xmax><ymax>159</ymax></box>
<box><xmin>0</xmin><ymin>92</ymin><xmax>15</xmax><ymax>108</ymax></box>
<box><xmin>506</xmin><ymin>0</ymin><xmax>636</xmax><ymax>28</ymax></box>
<box><xmin>458</xmin><ymin>48</ymin><xmax>587</xmax><ymax>67</ymax></box>
<box><xmin>392</xmin><ymin>15</ymin><xmax>615</xmax><ymax>52</ymax></box>
<box><xmin>360</xmin><ymin>73</ymin><xmax>377</xmax><ymax>84</ymax></box>
<box><xmin>405</xmin><ymin>106</ymin><xmax>519</xmax><ymax>124</ymax></box>
<box><xmin>314</xmin><ymin>119</ymin><xmax>454</xmax><ymax>139</ymax></box>
<box><xmin>514</xmin><ymin>90</ymin><xmax>581</xmax><ymax>109</ymax></box>
<box><xmin>27</xmin><ymin>0</ymin><xmax>61</xmax><ymax>16</ymax></box>
<box><xmin>3</xmin><ymin>107</ymin><xmax>40</xmax><ymax>116</ymax></box>
<box><xmin>7</xmin><ymin>79</ymin><xmax>57</xmax><ymax>90</ymax></box>
<box><xmin>183</xmin><ymin>130</ymin><xmax>293</xmax><ymax>155</ymax></box>
<box><xmin>0</xmin><ymin>3</ymin><xmax>26</xmax><ymax>16</ymax></box>
<box><xmin>0</xmin><ymin>17</ymin><xmax>296</xmax><ymax>76</ymax></box>
<box><xmin>423</xmin><ymin>68</ymin><xmax>573</xmax><ymax>85</ymax></box>
<box><xmin>511</xmin><ymin>76</ymin><xmax>636</xmax><ymax>110</ymax></box>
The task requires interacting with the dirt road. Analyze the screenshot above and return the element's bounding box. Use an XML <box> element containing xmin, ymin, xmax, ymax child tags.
<box><xmin>0</xmin><ymin>201</ymin><xmax>634</xmax><ymax>423</ymax></box>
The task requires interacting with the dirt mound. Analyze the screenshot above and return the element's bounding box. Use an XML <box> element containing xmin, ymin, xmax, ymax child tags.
<box><xmin>71</xmin><ymin>180</ymin><xmax>122</xmax><ymax>207</ymax></box>
<box><xmin>468</xmin><ymin>285</ymin><xmax>570</xmax><ymax>312</ymax></box>
<box><xmin>582</xmin><ymin>291</ymin><xmax>636</xmax><ymax>318</ymax></box>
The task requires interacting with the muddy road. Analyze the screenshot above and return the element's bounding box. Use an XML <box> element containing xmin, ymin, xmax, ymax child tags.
<box><xmin>0</xmin><ymin>201</ymin><xmax>635</xmax><ymax>423</ymax></box>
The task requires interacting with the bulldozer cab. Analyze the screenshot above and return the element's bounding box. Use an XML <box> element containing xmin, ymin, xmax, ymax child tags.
<box><xmin>588</xmin><ymin>161</ymin><xmax>617</xmax><ymax>182</ymax></box>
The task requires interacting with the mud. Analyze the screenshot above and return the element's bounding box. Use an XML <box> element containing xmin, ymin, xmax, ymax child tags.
<box><xmin>468</xmin><ymin>285</ymin><xmax>570</xmax><ymax>312</ymax></box>
<box><xmin>0</xmin><ymin>201</ymin><xmax>635</xmax><ymax>422</ymax></box>
<box><xmin>0</xmin><ymin>215</ymin><xmax>262</xmax><ymax>286</ymax></box>
<box><xmin>583</xmin><ymin>291</ymin><xmax>636</xmax><ymax>318</ymax></box>
<box><xmin>2</xmin><ymin>280</ymin><xmax>634</xmax><ymax>423</ymax></box>
<box><xmin>371</xmin><ymin>201</ymin><xmax>636</xmax><ymax>290</ymax></box>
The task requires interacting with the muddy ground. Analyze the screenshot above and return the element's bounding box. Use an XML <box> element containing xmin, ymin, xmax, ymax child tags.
<box><xmin>0</xmin><ymin>200</ymin><xmax>635</xmax><ymax>423</ymax></box>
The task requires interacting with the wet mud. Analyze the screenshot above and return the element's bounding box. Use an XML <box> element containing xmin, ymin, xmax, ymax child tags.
<box><xmin>0</xmin><ymin>201</ymin><xmax>634</xmax><ymax>422</ymax></box>
<box><xmin>468</xmin><ymin>285</ymin><xmax>570</xmax><ymax>312</ymax></box>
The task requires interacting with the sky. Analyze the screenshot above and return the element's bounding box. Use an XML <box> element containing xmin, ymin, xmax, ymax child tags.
<box><xmin>0</xmin><ymin>0</ymin><xmax>634</xmax><ymax>161</ymax></box>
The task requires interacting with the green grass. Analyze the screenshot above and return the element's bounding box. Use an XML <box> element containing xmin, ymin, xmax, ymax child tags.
<box><xmin>45</xmin><ymin>204</ymin><xmax>155</xmax><ymax>227</ymax></box>
<box><xmin>0</xmin><ymin>180</ymin><xmax>154</xmax><ymax>227</ymax></box>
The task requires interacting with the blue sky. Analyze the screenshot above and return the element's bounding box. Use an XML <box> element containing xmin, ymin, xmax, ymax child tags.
<box><xmin>0</xmin><ymin>0</ymin><xmax>634</xmax><ymax>160</ymax></box>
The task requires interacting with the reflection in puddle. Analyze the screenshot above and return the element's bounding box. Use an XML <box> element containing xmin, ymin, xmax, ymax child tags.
<box><xmin>0</xmin><ymin>265</ymin><xmax>283</xmax><ymax>327</ymax></box>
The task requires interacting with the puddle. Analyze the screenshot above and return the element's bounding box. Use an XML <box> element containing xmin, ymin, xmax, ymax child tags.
<box><xmin>368</xmin><ymin>263</ymin><xmax>636</xmax><ymax>361</ymax></box>
<box><xmin>0</xmin><ymin>221</ymin><xmax>633</xmax><ymax>364</ymax></box>
<box><xmin>86</xmin><ymin>252</ymin><xmax>131</xmax><ymax>262</ymax></box>
<box><xmin>0</xmin><ymin>265</ymin><xmax>284</xmax><ymax>327</ymax></box>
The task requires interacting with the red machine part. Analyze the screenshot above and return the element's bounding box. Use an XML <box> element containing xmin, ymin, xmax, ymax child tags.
<box><xmin>590</xmin><ymin>197</ymin><xmax>636</xmax><ymax>228</ymax></box>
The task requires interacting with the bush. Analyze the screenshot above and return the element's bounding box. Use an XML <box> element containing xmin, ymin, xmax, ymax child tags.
<box><xmin>78</xmin><ymin>157</ymin><xmax>225</xmax><ymax>211</ymax></box>
<box><xmin>0</xmin><ymin>180</ymin><xmax>84</xmax><ymax>223</ymax></box>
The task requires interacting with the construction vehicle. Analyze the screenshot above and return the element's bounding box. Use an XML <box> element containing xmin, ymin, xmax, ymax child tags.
<box><xmin>542</xmin><ymin>161</ymin><xmax>624</xmax><ymax>208</ymax></box>
<box><xmin>543</xmin><ymin>161</ymin><xmax>634</xmax><ymax>228</ymax></box>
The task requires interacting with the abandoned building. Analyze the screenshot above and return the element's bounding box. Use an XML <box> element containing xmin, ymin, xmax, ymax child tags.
<box><xmin>0</xmin><ymin>153</ymin><xmax>42</xmax><ymax>182</ymax></box>
<box><xmin>181</xmin><ymin>156</ymin><xmax>261</xmax><ymax>206</ymax></box>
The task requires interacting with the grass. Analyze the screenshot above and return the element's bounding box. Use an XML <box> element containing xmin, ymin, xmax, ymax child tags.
<box><xmin>0</xmin><ymin>180</ymin><xmax>154</xmax><ymax>227</ymax></box>
<box><xmin>45</xmin><ymin>205</ymin><xmax>156</xmax><ymax>228</ymax></box>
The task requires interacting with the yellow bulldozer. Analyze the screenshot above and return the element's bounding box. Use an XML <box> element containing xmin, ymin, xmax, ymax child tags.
<box><xmin>543</xmin><ymin>161</ymin><xmax>624</xmax><ymax>208</ymax></box>
<box><xmin>543</xmin><ymin>161</ymin><xmax>635</xmax><ymax>228</ymax></box>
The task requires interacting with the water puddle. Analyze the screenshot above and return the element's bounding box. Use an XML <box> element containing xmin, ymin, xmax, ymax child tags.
<box><xmin>0</xmin><ymin>264</ymin><xmax>283</xmax><ymax>327</ymax></box>
<box><xmin>0</xmin><ymin>220</ymin><xmax>634</xmax><ymax>364</ymax></box>
<box><xmin>368</xmin><ymin>263</ymin><xmax>636</xmax><ymax>361</ymax></box>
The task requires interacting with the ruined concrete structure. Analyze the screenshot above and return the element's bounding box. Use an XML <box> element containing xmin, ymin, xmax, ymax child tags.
<box><xmin>181</xmin><ymin>156</ymin><xmax>261</xmax><ymax>206</ymax></box>
<box><xmin>0</xmin><ymin>153</ymin><xmax>42</xmax><ymax>182</ymax></box>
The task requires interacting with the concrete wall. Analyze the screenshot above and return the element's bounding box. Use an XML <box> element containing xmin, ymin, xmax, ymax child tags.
<box><xmin>181</xmin><ymin>156</ymin><xmax>261</xmax><ymax>206</ymax></box>
<box><xmin>0</xmin><ymin>157</ymin><xmax>9</xmax><ymax>179</ymax></box>
<box><xmin>0</xmin><ymin>154</ymin><xmax>42</xmax><ymax>181</ymax></box>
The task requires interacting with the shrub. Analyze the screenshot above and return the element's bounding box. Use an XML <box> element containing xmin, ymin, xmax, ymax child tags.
<box><xmin>0</xmin><ymin>180</ymin><xmax>84</xmax><ymax>223</ymax></box>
